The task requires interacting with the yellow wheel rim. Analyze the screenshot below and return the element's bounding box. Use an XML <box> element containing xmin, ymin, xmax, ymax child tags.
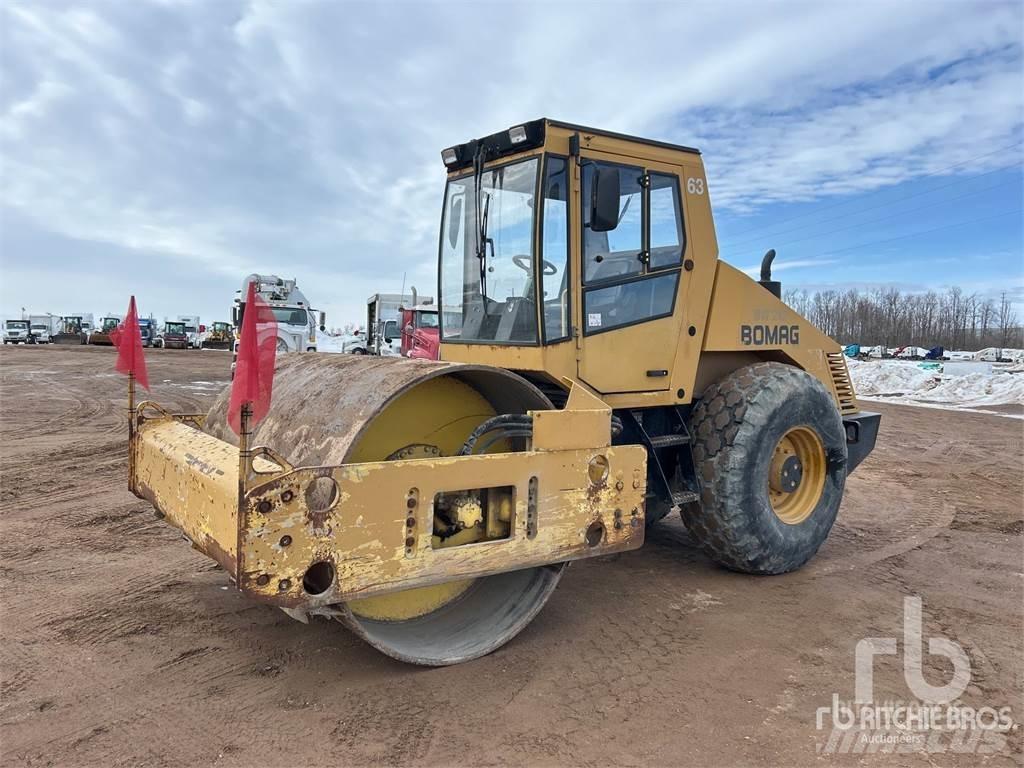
<box><xmin>346</xmin><ymin>377</ymin><xmax>500</xmax><ymax>622</ymax></box>
<box><xmin>767</xmin><ymin>426</ymin><xmax>826</xmax><ymax>525</ymax></box>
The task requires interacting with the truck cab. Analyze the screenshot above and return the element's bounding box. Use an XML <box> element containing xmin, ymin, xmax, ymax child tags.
<box><xmin>233</xmin><ymin>275</ymin><xmax>325</xmax><ymax>354</ymax></box>
<box><xmin>29</xmin><ymin>322</ymin><xmax>49</xmax><ymax>343</ymax></box>
<box><xmin>4</xmin><ymin>320</ymin><xmax>32</xmax><ymax>344</ymax></box>
<box><xmin>400</xmin><ymin>304</ymin><xmax>440</xmax><ymax>359</ymax></box>
<box><xmin>29</xmin><ymin>315</ymin><xmax>56</xmax><ymax>343</ymax></box>
<box><xmin>137</xmin><ymin>318</ymin><xmax>155</xmax><ymax>347</ymax></box>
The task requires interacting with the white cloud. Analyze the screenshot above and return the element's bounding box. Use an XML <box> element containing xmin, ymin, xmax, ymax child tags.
<box><xmin>0</xmin><ymin>0</ymin><xmax>1021</xmax><ymax>325</ymax></box>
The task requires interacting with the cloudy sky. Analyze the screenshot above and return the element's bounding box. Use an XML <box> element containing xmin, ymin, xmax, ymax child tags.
<box><xmin>1</xmin><ymin>0</ymin><xmax>1022</xmax><ymax>327</ymax></box>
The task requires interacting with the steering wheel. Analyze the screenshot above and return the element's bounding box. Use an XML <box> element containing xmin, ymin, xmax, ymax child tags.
<box><xmin>512</xmin><ymin>254</ymin><xmax>557</xmax><ymax>276</ymax></box>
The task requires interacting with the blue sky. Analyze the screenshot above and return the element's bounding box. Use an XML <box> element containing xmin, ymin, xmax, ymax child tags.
<box><xmin>1</xmin><ymin>0</ymin><xmax>1022</xmax><ymax>326</ymax></box>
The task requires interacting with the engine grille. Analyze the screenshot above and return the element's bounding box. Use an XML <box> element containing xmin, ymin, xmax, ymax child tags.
<box><xmin>827</xmin><ymin>352</ymin><xmax>859</xmax><ymax>415</ymax></box>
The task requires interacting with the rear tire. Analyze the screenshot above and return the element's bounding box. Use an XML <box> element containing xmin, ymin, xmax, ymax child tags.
<box><xmin>685</xmin><ymin>362</ymin><xmax>847</xmax><ymax>574</ymax></box>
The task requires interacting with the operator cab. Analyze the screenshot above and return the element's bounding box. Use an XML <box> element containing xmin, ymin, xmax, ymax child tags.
<box><xmin>437</xmin><ymin>118</ymin><xmax>705</xmax><ymax>397</ymax></box>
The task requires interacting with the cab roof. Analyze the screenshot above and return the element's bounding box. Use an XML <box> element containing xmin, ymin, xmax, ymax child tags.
<box><xmin>441</xmin><ymin>118</ymin><xmax>700</xmax><ymax>172</ymax></box>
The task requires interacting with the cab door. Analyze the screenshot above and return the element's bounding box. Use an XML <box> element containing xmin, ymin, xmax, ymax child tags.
<box><xmin>576</xmin><ymin>150</ymin><xmax>688</xmax><ymax>394</ymax></box>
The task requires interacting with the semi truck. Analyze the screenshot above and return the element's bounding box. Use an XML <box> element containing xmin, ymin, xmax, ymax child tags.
<box><xmin>230</xmin><ymin>275</ymin><xmax>326</xmax><ymax>374</ymax></box>
<box><xmin>138</xmin><ymin>318</ymin><xmax>156</xmax><ymax>347</ymax></box>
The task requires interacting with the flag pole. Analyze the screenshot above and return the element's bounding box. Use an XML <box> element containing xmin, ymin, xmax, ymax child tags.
<box><xmin>238</xmin><ymin>402</ymin><xmax>252</xmax><ymax>496</ymax></box>
<box><xmin>128</xmin><ymin>369</ymin><xmax>136</xmax><ymax>431</ymax></box>
<box><xmin>127</xmin><ymin>369</ymin><xmax>136</xmax><ymax>493</ymax></box>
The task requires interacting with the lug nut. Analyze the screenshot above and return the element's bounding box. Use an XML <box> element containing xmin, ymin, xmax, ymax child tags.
<box><xmin>257</xmin><ymin>500</ymin><xmax>272</xmax><ymax>514</ymax></box>
<box><xmin>256</xmin><ymin>574</ymin><xmax>270</xmax><ymax>587</ymax></box>
<box><xmin>278</xmin><ymin>579</ymin><xmax>291</xmax><ymax>591</ymax></box>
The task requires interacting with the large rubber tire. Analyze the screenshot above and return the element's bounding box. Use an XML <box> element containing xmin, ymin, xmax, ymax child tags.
<box><xmin>685</xmin><ymin>362</ymin><xmax>847</xmax><ymax>574</ymax></box>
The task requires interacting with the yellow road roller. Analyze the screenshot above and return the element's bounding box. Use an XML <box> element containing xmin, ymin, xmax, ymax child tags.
<box><xmin>128</xmin><ymin>119</ymin><xmax>879</xmax><ymax>665</ymax></box>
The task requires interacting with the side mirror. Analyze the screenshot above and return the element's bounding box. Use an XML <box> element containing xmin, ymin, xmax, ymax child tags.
<box><xmin>231</xmin><ymin>307</ymin><xmax>239</xmax><ymax>326</ymax></box>
<box><xmin>590</xmin><ymin>166</ymin><xmax>620</xmax><ymax>233</ymax></box>
<box><xmin>319</xmin><ymin>311</ymin><xmax>326</xmax><ymax>332</ymax></box>
<box><xmin>447</xmin><ymin>197</ymin><xmax>463</xmax><ymax>248</ymax></box>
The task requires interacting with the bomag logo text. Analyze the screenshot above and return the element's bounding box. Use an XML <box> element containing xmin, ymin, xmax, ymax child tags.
<box><xmin>741</xmin><ymin>324</ymin><xmax>800</xmax><ymax>346</ymax></box>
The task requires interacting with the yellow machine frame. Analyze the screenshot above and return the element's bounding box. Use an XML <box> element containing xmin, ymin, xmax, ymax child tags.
<box><xmin>129</xmin><ymin>383</ymin><xmax>646</xmax><ymax>609</ymax></box>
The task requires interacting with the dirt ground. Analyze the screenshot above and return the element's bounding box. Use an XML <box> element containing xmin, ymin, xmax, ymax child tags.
<box><xmin>1</xmin><ymin>345</ymin><xmax>1021</xmax><ymax>767</ymax></box>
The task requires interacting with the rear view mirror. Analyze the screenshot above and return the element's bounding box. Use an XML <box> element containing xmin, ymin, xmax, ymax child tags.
<box><xmin>448</xmin><ymin>197</ymin><xmax>464</xmax><ymax>248</ymax></box>
<box><xmin>590</xmin><ymin>167</ymin><xmax>620</xmax><ymax>232</ymax></box>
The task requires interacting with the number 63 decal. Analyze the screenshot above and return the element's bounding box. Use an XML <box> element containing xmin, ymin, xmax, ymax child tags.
<box><xmin>686</xmin><ymin>178</ymin><xmax>705</xmax><ymax>195</ymax></box>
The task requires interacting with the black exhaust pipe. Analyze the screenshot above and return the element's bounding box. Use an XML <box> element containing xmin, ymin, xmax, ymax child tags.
<box><xmin>759</xmin><ymin>249</ymin><xmax>782</xmax><ymax>298</ymax></box>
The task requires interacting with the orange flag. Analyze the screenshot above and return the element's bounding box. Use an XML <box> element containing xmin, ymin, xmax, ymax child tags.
<box><xmin>113</xmin><ymin>296</ymin><xmax>149</xmax><ymax>390</ymax></box>
<box><xmin>228</xmin><ymin>280</ymin><xmax>277</xmax><ymax>434</ymax></box>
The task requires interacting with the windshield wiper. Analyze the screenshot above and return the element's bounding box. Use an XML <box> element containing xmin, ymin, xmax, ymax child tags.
<box><xmin>473</xmin><ymin>147</ymin><xmax>487</xmax><ymax>299</ymax></box>
<box><xmin>473</xmin><ymin>147</ymin><xmax>497</xmax><ymax>300</ymax></box>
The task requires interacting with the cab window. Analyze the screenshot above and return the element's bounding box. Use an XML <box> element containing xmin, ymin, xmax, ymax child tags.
<box><xmin>584</xmin><ymin>273</ymin><xmax>678</xmax><ymax>333</ymax></box>
<box><xmin>581</xmin><ymin>161</ymin><xmax>685</xmax><ymax>335</ymax></box>
<box><xmin>649</xmin><ymin>173</ymin><xmax>684</xmax><ymax>269</ymax></box>
<box><xmin>541</xmin><ymin>156</ymin><xmax>570</xmax><ymax>342</ymax></box>
<box><xmin>582</xmin><ymin>161</ymin><xmax>644</xmax><ymax>284</ymax></box>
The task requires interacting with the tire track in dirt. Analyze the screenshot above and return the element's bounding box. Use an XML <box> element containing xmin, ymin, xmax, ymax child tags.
<box><xmin>2</xmin><ymin>348</ymin><xmax>1021</xmax><ymax>768</ymax></box>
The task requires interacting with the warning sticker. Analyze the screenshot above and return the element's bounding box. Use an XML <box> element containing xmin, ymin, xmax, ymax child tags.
<box><xmin>587</xmin><ymin>313</ymin><xmax>602</xmax><ymax>328</ymax></box>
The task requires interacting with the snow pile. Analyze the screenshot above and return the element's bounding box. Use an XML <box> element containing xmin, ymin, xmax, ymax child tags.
<box><xmin>921</xmin><ymin>371</ymin><xmax>1024</xmax><ymax>406</ymax></box>
<box><xmin>846</xmin><ymin>360</ymin><xmax>935</xmax><ymax>397</ymax></box>
<box><xmin>847</xmin><ymin>359</ymin><xmax>1024</xmax><ymax>410</ymax></box>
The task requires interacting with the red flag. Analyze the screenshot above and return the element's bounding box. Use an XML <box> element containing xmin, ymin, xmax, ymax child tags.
<box><xmin>228</xmin><ymin>280</ymin><xmax>277</xmax><ymax>434</ymax></box>
<box><xmin>114</xmin><ymin>296</ymin><xmax>149</xmax><ymax>391</ymax></box>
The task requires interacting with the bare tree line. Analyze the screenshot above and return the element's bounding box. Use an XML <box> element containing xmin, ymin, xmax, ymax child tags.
<box><xmin>784</xmin><ymin>287</ymin><xmax>1023</xmax><ymax>350</ymax></box>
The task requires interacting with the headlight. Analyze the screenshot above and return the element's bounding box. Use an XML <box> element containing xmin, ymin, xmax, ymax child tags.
<box><xmin>508</xmin><ymin>125</ymin><xmax>527</xmax><ymax>144</ymax></box>
<box><xmin>441</xmin><ymin>147</ymin><xmax>458</xmax><ymax>166</ymax></box>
